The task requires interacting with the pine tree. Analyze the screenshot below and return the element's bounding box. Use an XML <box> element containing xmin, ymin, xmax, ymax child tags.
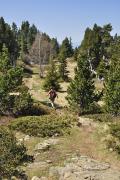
<box><xmin>80</xmin><ymin>24</ymin><xmax>113</xmax><ymax>71</ymax></box>
<box><xmin>0</xmin><ymin>44</ymin><xmax>11</xmax><ymax>73</ymax></box>
<box><xmin>59</xmin><ymin>37</ymin><xmax>73</xmax><ymax>58</ymax></box>
<box><xmin>105</xmin><ymin>39</ymin><xmax>120</xmax><ymax>115</ymax></box>
<box><xmin>0</xmin><ymin>45</ymin><xmax>33</xmax><ymax>115</ymax></box>
<box><xmin>97</xmin><ymin>59</ymin><xmax>108</xmax><ymax>79</ymax></box>
<box><xmin>58</xmin><ymin>37</ymin><xmax>73</xmax><ymax>81</ymax></box>
<box><xmin>59</xmin><ymin>52</ymin><xmax>68</xmax><ymax>81</ymax></box>
<box><xmin>74</xmin><ymin>47</ymin><xmax>79</xmax><ymax>61</ymax></box>
<box><xmin>0</xmin><ymin>17</ymin><xmax>19</xmax><ymax>65</ymax></box>
<box><xmin>67</xmin><ymin>53</ymin><xmax>96</xmax><ymax>114</ymax></box>
<box><xmin>43</xmin><ymin>60</ymin><xmax>60</xmax><ymax>91</ymax></box>
<box><xmin>51</xmin><ymin>38</ymin><xmax>59</xmax><ymax>59</ymax></box>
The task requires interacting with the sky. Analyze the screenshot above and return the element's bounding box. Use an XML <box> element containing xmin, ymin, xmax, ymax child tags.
<box><xmin>0</xmin><ymin>0</ymin><xmax>120</xmax><ymax>46</ymax></box>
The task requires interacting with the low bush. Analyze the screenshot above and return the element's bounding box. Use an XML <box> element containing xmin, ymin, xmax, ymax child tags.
<box><xmin>0</xmin><ymin>126</ymin><xmax>28</xmax><ymax>179</ymax></box>
<box><xmin>9</xmin><ymin>114</ymin><xmax>76</xmax><ymax>137</ymax></box>
<box><xmin>76</xmin><ymin>103</ymin><xmax>102</xmax><ymax>116</ymax></box>
<box><xmin>13</xmin><ymin>86</ymin><xmax>33</xmax><ymax>116</ymax></box>
<box><xmin>109</xmin><ymin>123</ymin><xmax>120</xmax><ymax>140</ymax></box>
<box><xmin>106</xmin><ymin>123</ymin><xmax>120</xmax><ymax>154</ymax></box>
<box><xmin>84</xmin><ymin>113</ymin><xmax>120</xmax><ymax>122</ymax></box>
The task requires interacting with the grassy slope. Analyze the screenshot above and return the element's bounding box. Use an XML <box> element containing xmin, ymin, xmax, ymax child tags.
<box><xmin>19</xmin><ymin>60</ymin><xmax>120</xmax><ymax>179</ymax></box>
<box><xmin>24</xmin><ymin>59</ymin><xmax>77</xmax><ymax>107</ymax></box>
<box><xmin>15</xmin><ymin>124</ymin><xmax>120</xmax><ymax>179</ymax></box>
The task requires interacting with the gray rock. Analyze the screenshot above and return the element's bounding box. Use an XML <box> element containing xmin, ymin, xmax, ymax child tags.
<box><xmin>24</xmin><ymin>135</ymin><xmax>30</xmax><ymax>141</ymax></box>
<box><xmin>31</xmin><ymin>176</ymin><xmax>40</xmax><ymax>180</ymax></box>
<box><xmin>39</xmin><ymin>177</ymin><xmax>48</xmax><ymax>180</ymax></box>
<box><xmin>46</xmin><ymin>160</ymin><xmax>52</xmax><ymax>164</ymax></box>
<box><xmin>28</xmin><ymin>161</ymin><xmax>48</xmax><ymax>169</ymax></box>
<box><xmin>35</xmin><ymin>138</ymin><xmax>59</xmax><ymax>151</ymax></box>
<box><xmin>35</xmin><ymin>142</ymin><xmax>50</xmax><ymax>151</ymax></box>
<box><xmin>49</xmin><ymin>155</ymin><xmax>120</xmax><ymax>180</ymax></box>
<box><xmin>78</xmin><ymin>117</ymin><xmax>98</xmax><ymax>128</ymax></box>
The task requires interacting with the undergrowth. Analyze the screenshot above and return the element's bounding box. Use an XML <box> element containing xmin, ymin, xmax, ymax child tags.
<box><xmin>9</xmin><ymin>114</ymin><xmax>76</xmax><ymax>137</ymax></box>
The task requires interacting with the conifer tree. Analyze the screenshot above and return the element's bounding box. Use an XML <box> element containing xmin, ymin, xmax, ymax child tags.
<box><xmin>80</xmin><ymin>24</ymin><xmax>112</xmax><ymax>70</ymax></box>
<box><xmin>58</xmin><ymin>37</ymin><xmax>73</xmax><ymax>81</ymax></box>
<box><xmin>43</xmin><ymin>60</ymin><xmax>60</xmax><ymax>91</ymax></box>
<box><xmin>59</xmin><ymin>37</ymin><xmax>73</xmax><ymax>58</ymax></box>
<box><xmin>51</xmin><ymin>38</ymin><xmax>59</xmax><ymax>59</ymax></box>
<box><xmin>97</xmin><ymin>59</ymin><xmax>108</xmax><ymax>79</ymax></box>
<box><xmin>105</xmin><ymin>39</ymin><xmax>120</xmax><ymax>115</ymax></box>
<box><xmin>0</xmin><ymin>17</ymin><xmax>19</xmax><ymax>65</ymax></box>
<box><xmin>74</xmin><ymin>47</ymin><xmax>79</xmax><ymax>61</ymax></box>
<box><xmin>67</xmin><ymin>53</ymin><xmax>96</xmax><ymax>114</ymax></box>
<box><xmin>59</xmin><ymin>52</ymin><xmax>68</xmax><ymax>81</ymax></box>
<box><xmin>0</xmin><ymin>45</ymin><xmax>33</xmax><ymax>115</ymax></box>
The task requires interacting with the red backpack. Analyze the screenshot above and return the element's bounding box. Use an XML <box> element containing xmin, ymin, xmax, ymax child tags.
<box><xmin>50</xmin><ymin>90</ymin><xmax>57</xmax><ymax>99</ymax></box>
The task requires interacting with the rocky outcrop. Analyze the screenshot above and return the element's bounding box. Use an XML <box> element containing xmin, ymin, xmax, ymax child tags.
<box><xmin>49</xmin><ymin>155</ymin><xmax>120</xmax><ymax>180</ymax></box>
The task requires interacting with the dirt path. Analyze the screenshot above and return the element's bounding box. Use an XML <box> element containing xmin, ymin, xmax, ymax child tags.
<box><xmin>24</xmin><ymin>60</ymin><xmax>77</xmax><ymax>108</ymax></box>
<box><xmin>0</xmin><ymin>116</ymin><xmax>13</xmax><ymax>125</ymax></box>
<box><xmin>23</xmin><ymin>116</ymin><xmax>120</xmax><ymax>179</ymax></box>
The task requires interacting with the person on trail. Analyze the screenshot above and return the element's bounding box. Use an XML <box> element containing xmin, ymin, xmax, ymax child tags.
<box><xmin>48</xmin><ymin>87</ymin><xmax>58</xmax><ymax>108</ymax></box>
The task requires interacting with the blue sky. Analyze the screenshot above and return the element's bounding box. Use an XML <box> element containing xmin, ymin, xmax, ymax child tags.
<box><xmin>0</xmin><ymin>0</ymin><xmax>120</xmax><ymax>46</ymax></box>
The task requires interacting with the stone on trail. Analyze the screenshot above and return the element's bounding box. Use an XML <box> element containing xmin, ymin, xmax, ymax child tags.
<box><xmin>31</xmin><ymin>176</ymin><xmax>40</xmax><ymax>180</ymax></box>
<box><xmin>34</xmin><ymin>138</ymin><xmax>59</xmax><ymax>151</ymax></box>
<box><xmin>78</xmin><ymin>117</ymin><xmax>98</xmax><ymax>128</ymax></box>
<box><xmin>31</xmin><ymin>176</ymin><xmax>48</xmax><ymax>180</ymax></box>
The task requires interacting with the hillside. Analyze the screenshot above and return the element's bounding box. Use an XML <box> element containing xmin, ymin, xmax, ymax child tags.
<box><xmin>0</xmin><ymin>18</ymin><xmax>120</xmax><ymax>180</ymax></box>
<box><xmin>6</xmin><ymin>60</ymin><xmax>119</xmax><ymax>180</ymax></box>
<box><xmin>24</xmin><ymin>59</ymin><xmax>77</xmax><ymax>107</ymax></box>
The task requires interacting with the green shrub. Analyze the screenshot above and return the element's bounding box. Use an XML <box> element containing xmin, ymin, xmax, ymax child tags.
<box><xmin>0</xmin><ymin>45</ymin><xmax>33</xmax><ymax>116</ymax></box>
<box><xmin>106</xmin><ymin>123</ymin><xmax>120</xmax><ymax>155</ymax></box>
<box><xmin>0</xmin><ymin>126</ymin><xmax>27</xmax><ymax>178</ymax></box>
<box><xmin>84</xmin><ymin>113</ymin><xmax>120</xmax><ymax>122</ymax></box>
<box><xmin>109</xmin><ymin>123</ymin><xmax>120</xmax><ymax>140</ymax></box>
<box><xmin>13</xmin><ymin>86</ymin><xmax>33</xmax><ymax>116</ymax></box>
<box><xmin>9</xmin><ymin>114</ymin><xmax>76</xmax><ymax>137</ymax></box>
<box><xmin>43</xmin><ymin>61</ymin><xmax>60</xmax><ymax>91</ymax></box>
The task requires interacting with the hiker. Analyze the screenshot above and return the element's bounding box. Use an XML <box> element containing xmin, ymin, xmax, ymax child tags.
<box><xmin>48</xmin><ymin>87</ymin><xmax>58</xmax><ymax>108</ymax></box>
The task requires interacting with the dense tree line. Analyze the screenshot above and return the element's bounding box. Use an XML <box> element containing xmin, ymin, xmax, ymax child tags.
<box><xmin>67</xmin><ymin>24</ymin><xmax>120</xmax><ymax>116</ymax></box>
<box><xmin>79</xmin><ymin>24</ymin><xmax>113</xmax><ymax>78</ymax></box>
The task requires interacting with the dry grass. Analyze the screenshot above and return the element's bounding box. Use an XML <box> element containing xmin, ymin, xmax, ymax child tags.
<box><xmin>24</xmin><ymin>60</ymin><xmax>77</xmax><ymax>107</ymax></box>
<box><xmin>94</xmin><ymin>78</ymin><xmax>104</xmax><ymax>91</ymax></box>
<box><xmin>16</xmin><ymin>125</ymin><xmax>120</xmax><ymax>178</ymax></box>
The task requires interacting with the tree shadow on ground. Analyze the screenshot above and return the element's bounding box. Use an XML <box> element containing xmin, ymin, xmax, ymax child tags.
<box><xmin>58</xmin><ymin>90</ymin><xmax>67</xmax><ymax>93</ymax></box>
<box><xmin>39</xmin><ymin>100</ymin><xmax>63</xmax><ymax>110</ymax></box>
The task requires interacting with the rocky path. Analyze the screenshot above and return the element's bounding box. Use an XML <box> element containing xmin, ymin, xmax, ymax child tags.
<box><xmin>49</xmin><ymin>155</ymin><xmax>120</xmax><ymax>180</ymax></box>
<box><xmin>24</xmin><ymin>117</ymin><xmax>120</xmax><ymax>180</ymax></box>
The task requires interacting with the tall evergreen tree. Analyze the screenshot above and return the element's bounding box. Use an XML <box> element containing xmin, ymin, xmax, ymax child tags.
<box><xmin>58</xmin><ymin>52</ymin><xmax>68</xmax><ymax>81</ymax></box>
<box><xmin>0</xmin><ymin>17</ymin><xmax>19</xmax><ymax>65</ymax></box>
<box><xmin>59</xmin><ymin>37</ymin><xmax>73</xmax><ymax>58</ymax></box>
<box><xmin>18</xmin><ymin>21</ymin><xmax>38</xmax><ymax>56</ymax></box>
<box><xmin>51</xmin><ymin>38</ymin><xmax>59</xmax><ymax>59</ymax></box>
<box><xmin>67</xmin><ymin>53</ymin><xmax>96</xmax><ymax>114</ymax></box>
<box><xmin>43</xmin><ymin>60</ymin><xmax>60</xmax><ymax>91</ymax></box>
<box><xmin>58</xmin><ymin>37</ymin><xmax>73</xmax><ymax>81</ymax></box>
<box><xmin>0</xmin><ymin>45</ymin><xmax>33</xmax><ymax>115</ymax></box>
<box><xmin>80</xmin><ymin>24</ymin><xmax>113</xmax><ymax>71</ymax></box>
<box><xmin>12</xmin><ymin>22</ymin><xmax>18</xmax><ymax>39</ymax></box>
<box><xmin>97</xmin><ymin>59</ymin><xmax>108</xmax><ymax>79</ymax></box>
<box><xmin>74</xmin><ymin>47</ymin><xmax>79</xmax><ymax>61</ymax></box>
<box><xmin>105</xmin><ymin>37</ymin><xmax>120</xmax><ymax>115</ymax></box>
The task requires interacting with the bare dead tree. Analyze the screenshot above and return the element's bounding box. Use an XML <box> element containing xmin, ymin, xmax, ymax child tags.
<box><xmin>28</xmin><ymin>32</ymin><xmax>52</xmax><ymax>77</ymax></box>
